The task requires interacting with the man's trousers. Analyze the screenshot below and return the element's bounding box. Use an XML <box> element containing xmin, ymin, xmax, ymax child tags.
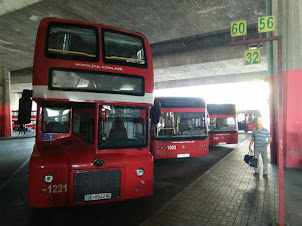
<box><xmin>254</xmin><ymin>146</ymin><xmax>268</xmax><ymax>174</ymax></box>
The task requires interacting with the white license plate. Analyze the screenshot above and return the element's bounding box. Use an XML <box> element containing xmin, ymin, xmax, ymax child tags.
<box><xmin>84</xmin><ymin>193</ymin><xmax>112</xmax><ymax>201</ymax></box>
<box><xmin>177</xmin><ymin>154</ymin><xmax>190</xmax><ymax>158</ymax></box>
<box><xmin>219</xmin><ymin>142</ymin><xmax>227</xmax><ymax>145</ymax></box>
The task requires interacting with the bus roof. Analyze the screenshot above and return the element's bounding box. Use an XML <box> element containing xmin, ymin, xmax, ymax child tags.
<box><xmin>155</xmin><ymin>97</ymin><xmax>206</xmax><ymax>108</ymax></box>
<box><xmin>207</xmin><ymin>104</ymin><xmax>236</xmax><ymax>115</ymax></box>
<box><xmin>237</xmin><ymin>110</ymin><xmax>261</xmax><ymax>114</ymax></box>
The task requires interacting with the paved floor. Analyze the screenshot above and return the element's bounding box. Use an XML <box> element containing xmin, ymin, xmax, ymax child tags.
<box><xmin>142</xmin><ymin>139</ymin><xmax>302</xmax><ymax>226</ymax></box>
<box><xmin>0</xmin><ymin>131</ymin><xmax>35</xmax><ymax>140</ymax></box>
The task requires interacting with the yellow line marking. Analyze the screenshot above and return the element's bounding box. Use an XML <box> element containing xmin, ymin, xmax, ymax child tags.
<box><xmin>48</xmin><ymin>48</ymin><xmax>96</xmax><ymax>57</ymax></box>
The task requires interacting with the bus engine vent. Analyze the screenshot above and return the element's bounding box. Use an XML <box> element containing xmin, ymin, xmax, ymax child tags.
<box><xmin>73</xmin><ymin>170</ymin><xmax>121</xmax><ymax>203</ymax></box>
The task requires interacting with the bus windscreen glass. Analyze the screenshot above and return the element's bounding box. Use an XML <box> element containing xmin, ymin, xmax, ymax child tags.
<box><xmin>50</xmin><ymin>69</ymin><xmax>144</xmax><ymax>96</ymax></box>
<box><xmin>153</xmin><ymin>112</ymin><xmax>206</xmax><ymax>139</ymax></box>
<box><xmin>104</xmin><ymin>31</ymin><xmax>146</xmax><ymax>65</ymax></box>
<box><xmin>246</xmin><ymin>114</ymin><xmax>261</xmax><ymax>123</ymax></box>
<box><xmin>98</xmin><ymin>106</ymin><xmax>147</xmax><ymax>149</ymax></box>
<box><xmin>209</xmin><ymin>117</ymin><xmax>236</xmax><ymax>132</ymax></box>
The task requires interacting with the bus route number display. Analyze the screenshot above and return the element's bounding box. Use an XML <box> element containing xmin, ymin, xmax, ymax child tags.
<box><xmin>230</xmin><ymin>20</ymin><xmax>247</xmax><ymax>37</ymax></box>
<box><xmin>258</xmin><ymin>16</ymin><xmax>275</xmax><ymax>33</ymax></box>
<box><xmin>244</xmin><ymin>49</ymin><xmax>261</xmax><ymax>65</ymax></box>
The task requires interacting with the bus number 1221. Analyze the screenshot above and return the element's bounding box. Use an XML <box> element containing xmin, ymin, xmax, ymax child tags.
<box><xmin>48</xmin><ymin>184</ymin><xmax>67</xmax><ymax>193</ymax></box>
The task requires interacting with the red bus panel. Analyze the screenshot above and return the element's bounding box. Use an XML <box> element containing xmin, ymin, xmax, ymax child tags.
<box><xmin>208</xmin><ymin>132</ymin><xmax>238</xmax><ymax>145</ymax></box>
<box><xmin>245</xmin><ymin>123</ymin><xmax>257</xmax><ymax>132</ymax></box>
<box><xmin>152</xmin><ymin>139</ymin><xmax>209</xmax><ymax>159</ymax></box>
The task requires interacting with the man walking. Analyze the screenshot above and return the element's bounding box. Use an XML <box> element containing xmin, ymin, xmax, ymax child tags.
<box><xmin>249</xmin><ymin>119</ymin><xmax>272</xmax><ymax>176</ymax></box>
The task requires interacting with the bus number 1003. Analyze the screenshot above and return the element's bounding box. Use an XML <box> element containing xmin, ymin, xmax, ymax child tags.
<box><xmin>48</xmin><ymin>184</ymin><xmax>67</xmax><ymax>193</ymax></box>
<box><xmin>167</xmin><ymin>145</ymin><xmax>176</xmax><ymax>150</ymax></box>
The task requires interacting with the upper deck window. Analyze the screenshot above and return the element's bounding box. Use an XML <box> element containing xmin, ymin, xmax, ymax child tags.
<box><xmin>50</xmin><ymin>68</ymin><xmax>144</xmax><ymax>96</ymax></box>
<box><xmin>103</xmin><ymin>30</ymin><xmax>147</xmax><ymax>68</ymax></box>
<box><xmin>46</xmin><ymin>23</ymin><xmax>98</xmax><ymax>62</ymax></box>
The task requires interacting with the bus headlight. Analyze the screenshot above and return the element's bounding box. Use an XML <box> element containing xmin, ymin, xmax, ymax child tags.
<box><xmin>136</xmin><ymin>168</ymin><xmax>144</xmax><ymax>177</ymax></box>
<box><xmin>44</xmin><ymin>174</ymin><xmax>54</xmax><ymax>183</ymax></box>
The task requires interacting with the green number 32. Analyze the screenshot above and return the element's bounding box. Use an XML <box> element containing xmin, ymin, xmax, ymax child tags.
<box><xmin>245</xmin><ymin>51</ymin><xmax>260</xmax><ymax>64</ymax></box>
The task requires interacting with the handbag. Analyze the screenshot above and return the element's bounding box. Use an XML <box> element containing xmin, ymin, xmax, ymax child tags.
<box><xmin>244</xmin><ymin>151</ymin><xmax>258</xmax><ymax>168</ymax></box>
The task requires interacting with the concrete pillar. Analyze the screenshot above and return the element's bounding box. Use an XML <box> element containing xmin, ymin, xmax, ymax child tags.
<box><xmin>0</xmin><ymin>67</ymin><xmax>12</xmax><ymax>137</ymax></box>
<box><xmin>10</xmin><ymin>93</ymin><xmax>22</xmax><ymax>111</ymax></box>
<box><xmin>271</xmin><ymin>1</ymin><xmax>302</xmax><ymax>168</ymax></box>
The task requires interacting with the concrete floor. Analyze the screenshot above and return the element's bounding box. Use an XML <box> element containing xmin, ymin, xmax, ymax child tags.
<box><xmin>0</xmin><ymin>135</ymin><xmax>250</xmax><ymax>226</ymax></box>
<box><xmin>142</xmin><ymin>139</ymin><xmax>302</xmax><ymax>226</ymax></box>
<box><xmin>1</xmin><ymin>133</ymin><xmax>300</xmax><ymax>225</ymax></box>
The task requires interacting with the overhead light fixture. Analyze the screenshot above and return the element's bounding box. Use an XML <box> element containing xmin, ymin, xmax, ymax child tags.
<box><xmin>249</xmin><ymin>45</ymin><xmax>263</xmax><ymax>50</ymax></box>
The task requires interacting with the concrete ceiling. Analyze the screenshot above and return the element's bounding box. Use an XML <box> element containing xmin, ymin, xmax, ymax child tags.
<box><xmin>0</xmin><ymin>0</ymin><xmax>268</xmax><ymax>93</ymax></box>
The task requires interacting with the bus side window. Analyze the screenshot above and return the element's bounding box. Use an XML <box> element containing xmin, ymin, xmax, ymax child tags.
<box><xmin>42</xmin><ymin>107</ymin><xmax>70</xmax><ymax>133</ymax></box>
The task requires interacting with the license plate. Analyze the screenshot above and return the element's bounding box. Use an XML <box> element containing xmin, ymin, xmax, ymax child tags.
<box><xmin>219</xmin><ymin>142</ymin><xmax>227</xmax><ymax>145</ymax></box>
<box><xmin>84</xmin><ymin>193</ymin><xmax>112</xmax><ymax>201</ymax></box>
<box><xmin>177</xmin><ymin>154</ymin><xmax>190</xmax><ymax>158</ymax></box>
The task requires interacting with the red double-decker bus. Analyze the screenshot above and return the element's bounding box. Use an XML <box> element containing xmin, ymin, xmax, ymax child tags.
<box><xmin>151</xmin><ymin>97</ymin><xmax>209</xmax><ymax>159</ymax></box>
<box><xmin>208</xmin><ymin>104</ymin><xmax>238</xmax><ymax>145</ymax></box>
<box><xmin>23</xmin><ymin>18</ymin><xmax>154</xmax><ymax>207</ymax></box>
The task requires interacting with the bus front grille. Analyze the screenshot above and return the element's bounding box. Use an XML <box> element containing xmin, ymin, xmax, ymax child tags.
<box><xmin>73</xmin><ymin>170</ymin><xmax>121</xmax><ymax>203</ymax></box>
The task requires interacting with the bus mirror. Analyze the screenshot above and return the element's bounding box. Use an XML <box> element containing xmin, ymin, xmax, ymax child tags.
<box><xmin>18</xmin><ymin>90</ymin><xmax>32</xmax><ymax>124</ymax></box>
<box><xmin>151</xmin><ymin>100</ymin><xmax>161</xmax><ymax>124</ymax></box>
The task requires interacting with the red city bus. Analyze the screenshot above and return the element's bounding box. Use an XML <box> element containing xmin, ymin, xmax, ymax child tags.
<box><xmin>12</xmin><ymin>110</ymin><xmax>36</xmax><ymax>131</ymax></box>
<box><xmin>237</xmin><ymin>110</ymin><xmax>261</xmax><ymax>132</ymax></box>
<box><xmin>24</xmin><ymin>18</ymin><xmax>154</xmax><ymax>208</ymax></box>
<box><xmin>244</xmin><ymin>110</ymin><xmax>261</xmax><ymax>132</ymax></box>
<box><xmin>151</xmin><ymin>97</ymin><xmax>209</xmax><ymax>159</ymax></box>
<box><xmin>208</xmin><ymin>104</ymin><xmax>238</xmax><ymax>145</ymax></box>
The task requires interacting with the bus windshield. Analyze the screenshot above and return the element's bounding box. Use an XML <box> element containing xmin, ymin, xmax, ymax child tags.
<box><xmin>42</xmin><ymin>107</ymin><xmax>71</xmax><ymax>133</ymax></box>
<box><xmin>246</xmin><ymin>114</ymin><xmax>261</xmax><ymax>124</ymax></box>
<box><xmin>98</xmin><ymin>106</ymin><xmax>147</xmax><ymax>149</ymax></box>
<box><xmin>153</xmin><ymin>112</ymin><xmax>206</xmax><ymax>139</ymax></box>
<box><xmin>209</xmin><ymin>117</ymin><xmax>236</xmax><ymax>132</ymax></box>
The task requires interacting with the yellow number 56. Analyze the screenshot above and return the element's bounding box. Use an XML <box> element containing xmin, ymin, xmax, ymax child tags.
<box><xmin>258</xmin><ymin>16</ymin><xmax>275</xmax><ymax>33</ymax></box>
